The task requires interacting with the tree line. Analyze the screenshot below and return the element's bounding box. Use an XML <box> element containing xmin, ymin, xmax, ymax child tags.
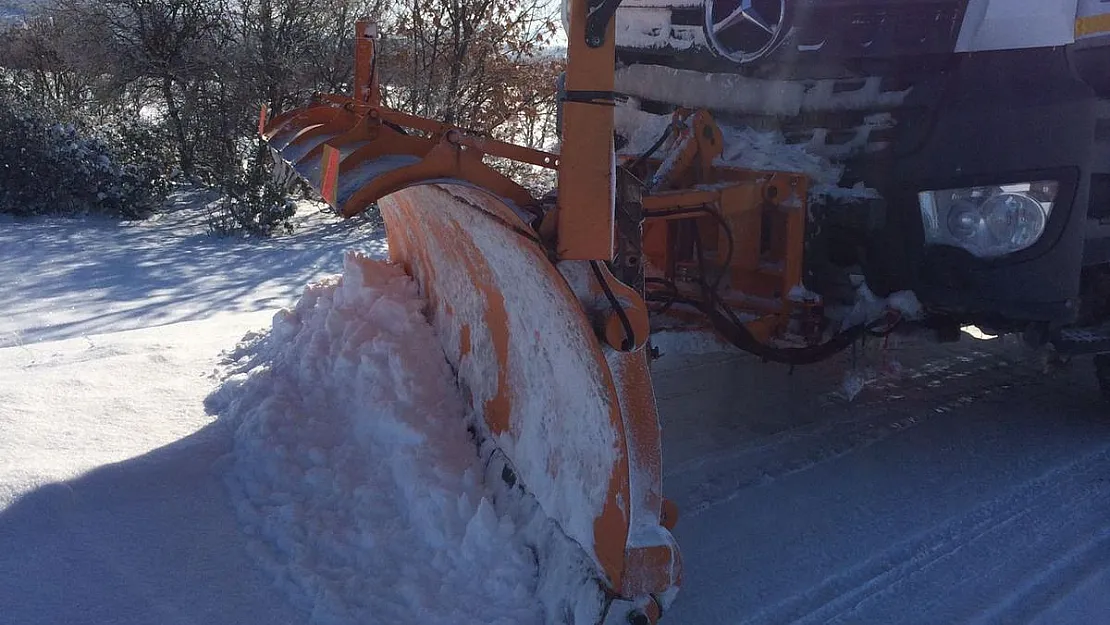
<box><xmin>0</xmin><ymin>0</ymin><xmax>563</xmax><ymax>231</ymax></box>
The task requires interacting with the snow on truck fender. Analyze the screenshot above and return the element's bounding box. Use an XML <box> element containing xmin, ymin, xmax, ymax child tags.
<box><xmin>955</xmin><ymin>0</ymin><xmax>1110</xmax><ymax>48</ymax></box>
<box><xmin>955</xmin><ymin>0</ymin><xmax>1080</xmax><ymax>52</ymax></box>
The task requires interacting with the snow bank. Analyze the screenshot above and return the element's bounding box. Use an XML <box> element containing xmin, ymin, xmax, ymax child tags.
<box><xmin>207</xmin><ymin>253</ymin><xmax>543</xmax><ymax>625</ymax></box>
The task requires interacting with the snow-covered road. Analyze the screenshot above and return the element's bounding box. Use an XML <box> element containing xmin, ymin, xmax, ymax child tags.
<box><xmin>656</xmin><ymin>339</ymin><xmax>1110</xmax><ymax>623</ymax></box>
<box><xmin>2</xmin><ymin>192</ymin><xmax>1109</xmax><ymax>624</ymax></box>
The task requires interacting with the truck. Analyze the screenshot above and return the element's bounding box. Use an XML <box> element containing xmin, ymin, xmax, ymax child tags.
<box><xmin>613</xmin><ymin>0</ymin><xmax>1110</xmax><ymax>389</ymax></box>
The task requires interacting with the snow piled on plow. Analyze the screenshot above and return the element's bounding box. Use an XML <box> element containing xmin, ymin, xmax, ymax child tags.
<box><xmin>615</xmin><ymin>105</ymin><xmax>845</xmax><ymax>188</ymax></box>
<box><xmin>614</xmin><ymin>104</ymin><xmax>882</xmax><ymax>199</ymax></box>
<box><xmin>413</xmin><ymin>184</ymin><xmax>621</xmax><ymax>562</ymax></box>
<box><xmin>207</xmin><ymin>253</ymin><xmax>544</xmax><ymax>625</ymax></box>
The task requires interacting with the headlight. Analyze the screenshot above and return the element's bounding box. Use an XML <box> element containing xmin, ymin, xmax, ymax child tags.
<box><xmin>918</xmin><ymin>181</ymin><xmax>1059</xmax><ymax>258</ymax></box>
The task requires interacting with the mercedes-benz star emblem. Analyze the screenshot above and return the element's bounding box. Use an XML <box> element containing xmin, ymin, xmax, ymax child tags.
<box><xmin>705</xmin><ymin>0</ymin><xmax>788</xmax><ymax>64</ymax></box>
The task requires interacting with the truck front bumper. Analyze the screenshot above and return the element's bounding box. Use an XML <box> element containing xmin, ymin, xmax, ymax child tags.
<box><xmin>856</xmin><ymin>46</ymin><xmax>1108</xmax><ymax>328</ymax></box>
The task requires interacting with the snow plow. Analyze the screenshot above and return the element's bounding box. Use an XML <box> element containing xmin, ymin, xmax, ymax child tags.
<box><xmin>258</xmin><ymin>3</ymin><xmax>885</xmax><ymax>621</ymax></box>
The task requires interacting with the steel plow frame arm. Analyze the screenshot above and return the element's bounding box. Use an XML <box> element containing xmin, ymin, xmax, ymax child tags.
<box><xmin>261</xmin><ymin>99</ymin><xmax>554</xmax><ymax>220</ymax></box>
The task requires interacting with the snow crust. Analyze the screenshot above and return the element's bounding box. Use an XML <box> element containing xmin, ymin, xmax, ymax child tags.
<box><xmin>613</xmin><ymin>65</ymin><xmax>905</xmax><ymax>199</ymax></box>
<box><xmin>209</xmin><ymin>253</ymin><xmax>545</xmax><ymax>625</ymax></box>
<box><xmin>0</xmin><ymin>314</ymin><xmax>271</xmax><ymax>504</ymax></box>
<box><xmin>0</xmin><ymin>192</ymin><xmax>376</xmax><ymax>625</ymax></box>
<box><xmin>0</xmin><ymin>188</ymin><xmax>382</xmax><ymax>348</ymax></box>
<box><xmin>616</xmin><ymin>105</ymin><xmax>884</xmax><ymax>199</ymax></box>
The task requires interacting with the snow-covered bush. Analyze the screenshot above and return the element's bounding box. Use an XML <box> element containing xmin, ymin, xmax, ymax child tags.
<box><xmin>206</xmin><ymin>139</ymin><xmax>296</xmax><ymax>237</ymax></box>
<box><xmin>0</xmin><ymin>96</ymin><xmax>168</xmax><ymax>218</ymax></box>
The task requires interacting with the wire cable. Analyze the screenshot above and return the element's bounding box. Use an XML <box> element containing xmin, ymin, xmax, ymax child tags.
<box><xmin>629</xmin><ymin>123</ymin><xmax>674</xmax><ymax>172</ymax></box>
<box><xmin>644</xmin><ymin>205</ymin><xmax>735</xmax><ymax>293</ymax></box>
<box><xmin>591</xmin><ymin>260</ymin><xmax>636</xmax><ymax>352</ymax></box>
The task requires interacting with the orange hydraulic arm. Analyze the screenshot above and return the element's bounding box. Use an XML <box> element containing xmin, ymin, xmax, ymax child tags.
<box><xmin>625</xmin><ymin>108</ymin><xmax>815</xmax><ymax>345</ymax></box>
<box><xmin>259</xmin><ymin>6</ymin><xmax>822</xmax><ymax>354</ymax></box>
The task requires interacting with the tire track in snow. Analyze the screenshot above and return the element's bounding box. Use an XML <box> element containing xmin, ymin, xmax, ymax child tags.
<box><xmin>666</xmin><ymin>349</ymin><xmax>1013</xmax><ymax>476</ymax></box>
<box><xmin>664</xmin><ymin>349</ymin><xmax>1046</xmax><ymax>516</ymax></box>
<box><xmin>972</xmin><ymin>526</ymin><xmax>1110</xmax><ymax>625</ymax></box>
<box><xmin>740</xmin><ymin>444</ymin><xmax>1110</xmax><ymax>625</ymax></box>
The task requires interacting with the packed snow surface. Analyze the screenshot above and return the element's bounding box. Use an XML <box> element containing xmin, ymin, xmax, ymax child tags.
<box><xmin>208</xmin><ymin>253</ymin><xmax>543</xmax><ymax>624</ymax></box>
<box><xmin>6</xmin><ymin>184</ymin><xmax>1110</xmax><ymax>625</ymax></box>
<box><xmin>0</xmin><ymin>188</ymin><xmax>384</xmax><ymax>347</ymax></box>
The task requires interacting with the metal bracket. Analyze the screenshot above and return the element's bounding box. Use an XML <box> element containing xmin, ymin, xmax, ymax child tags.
<box><xmin>614</xmin><ymin>168</ymin><xmax>645</xmax><ymax>292</ymax></box>
<box><xmin>562</xmin><ymin>90</ymin><xmax>628</xmax><ymax>107</ymax></box>
<box><xmin>585</xmin><ymin>0</ymin><xmax>624</xmax><ymax>48</ymax></box>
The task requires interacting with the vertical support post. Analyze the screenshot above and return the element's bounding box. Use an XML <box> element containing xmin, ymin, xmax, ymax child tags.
<box><xmin>613</xmin><ymin>168</ymin><xmax>644</xmax><ymax>291</ymax></box>
<box><xmin>781</xmin><ymin>174</ymin><xmax>808</xmax><ymax>291</ymax></box>
<box><xmin>354</xmin><ymin>20</ymin><xmax>381</xmax><ymax>106</ymax></box>
<box><xmin>556</xmin><ymin>0</ymin><xmax>617</xmax><ymax>261</ymax></box>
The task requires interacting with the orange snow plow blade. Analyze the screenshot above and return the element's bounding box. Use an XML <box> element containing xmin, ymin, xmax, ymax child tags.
<box><xmin>261</xmin><ymin>18</ymin><xmax>680</xmax><ymax>622</ymax></box>
<box><xmin>380</xmin><ymin>184</ymin><xmax>680</xmax><ymax>612</ymax></box>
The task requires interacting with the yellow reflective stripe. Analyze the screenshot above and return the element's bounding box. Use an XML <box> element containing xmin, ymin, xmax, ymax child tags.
<box><xmin>1076</xmin><ymin>13</ymin><xmax>1110</xmax><ymax>37</ymax></box>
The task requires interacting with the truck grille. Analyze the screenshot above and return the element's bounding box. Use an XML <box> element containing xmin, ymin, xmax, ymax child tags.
<box><xmin>616</xmin><ymin>1</ymin><xmax>969</xmax><ymax>77</ymax></box>
<box><xmin>787</xmin><ymin>2</ymin><xmax>966</xmax><ymax>60</ymax></box>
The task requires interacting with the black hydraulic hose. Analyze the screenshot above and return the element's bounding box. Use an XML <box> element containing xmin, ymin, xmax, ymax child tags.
<box><xmin>645</xmin><ymin>277</ymin><xmax>679</xmax><ymax>315</ymax></box>
<box><xmin>591</xmin><ymin>260</ymin><xmax>636</xmax><ymax>352</ymax></box>
<box><xmin>637</xmin><ymin>185</ymin><xmax>887</xmax><ymax>365</ymax></box>
<box><xmin>644</xmin><ymin>206</ymin><xmax>735</xmax><ymax>293</ymax></box>
<box><xmin>695</xmin><ymin>223</ymin><xmax>866</xmax><ymax>365</ymax></box>
<box><xmin>629</xmin><ymin>123</ymin><xmax>673</xmax><ymax>171</ymax></box>
<box><xmin>646</xmin><ymin>212</ymin><xmax>877</xmax><ymax>366</ymax></box>
<box><xmin>700</xmin><ymin>285</ymin><xmax>868</xmax><ymax>366</ymax></box>
<box><xmin>646</xmin><ymin>286</ymin><xmax>870</xmax><ymax>365</ymax></box>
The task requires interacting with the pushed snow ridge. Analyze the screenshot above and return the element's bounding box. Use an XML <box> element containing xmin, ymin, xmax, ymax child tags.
<box><xmin>207</xmin><ymin>253</ymin><xmax>543</xmax><ymax>625</ymax></box>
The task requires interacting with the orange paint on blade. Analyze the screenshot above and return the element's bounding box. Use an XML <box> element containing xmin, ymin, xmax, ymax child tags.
<box><xmin>321</xmin><ymin>145</ymin><xmax>340</xmax><ymax>207</ymax></box>
<box><xmin>459</xmin><ymin>324</ymin><xmax>472</xmax><ymax>357</ymax></box>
